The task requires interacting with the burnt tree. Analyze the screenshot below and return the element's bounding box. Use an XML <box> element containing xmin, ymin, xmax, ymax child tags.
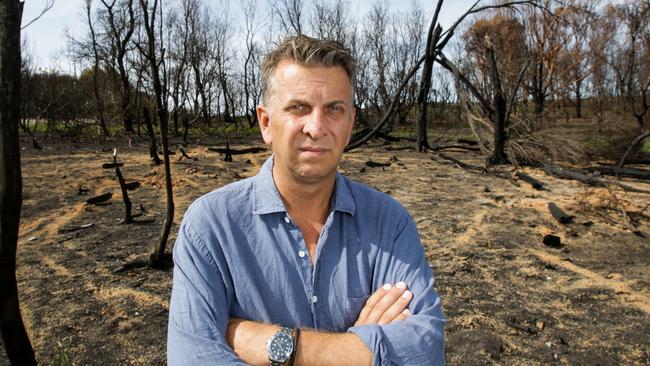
<box><xmin>0</xmin><ymin>1</ymin><xmax>37</xmax><ymax>364</ymax></box>
<box><xmin>85</xmin><ymin>0</ymin><xmax>110</xmax><ymax>137</ymax></box>
<box><xmin>486</xmin><ymin>41</ymin><xmax>509</xmax><ymax>165</ymax></box>
<box><xmin>100</xmin><ymin>0</ymin><xmax>137</xmax><ymax>133</ymax></box>
<box><xmin>143</xmin><ymin>107</ymin><xmax>162</xmax><ymax>165</ymax></box>
<box><xmin>416</xmin><ymin>1</ymin><xmax>443</xmax><ymax>152</ymax></box>
<box><xmin>347</xmin><ymin>0</ymin><xmax>539</xmax><ymax>152</ymax></box>
<box><xmin>138</xmin><ymin>0</ymin><xmax>174</xmax><ymax>269</ymax></box>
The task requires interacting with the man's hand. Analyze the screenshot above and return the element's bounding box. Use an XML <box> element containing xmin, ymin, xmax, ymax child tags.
<box><xmin>354</xmin><ymin>282</ymin><xmax>412</xmax><ymax>326</ymax></box>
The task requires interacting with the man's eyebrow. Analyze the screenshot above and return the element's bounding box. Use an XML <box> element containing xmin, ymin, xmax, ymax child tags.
<box><xmin>325</xmin><ymin>100</ymin><xmax>348</xmax><ymax>106</ymax></box>
<box><xmin>284</xmin><ymin>98</ymin><xmax>311</xmax><ymax>106</ymax></box>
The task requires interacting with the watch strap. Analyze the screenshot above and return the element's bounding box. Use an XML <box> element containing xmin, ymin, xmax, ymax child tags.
<box><xmin>288</xmin><ymin>327</ymin><xmax>300</xmax><ymax>366</ymax></box>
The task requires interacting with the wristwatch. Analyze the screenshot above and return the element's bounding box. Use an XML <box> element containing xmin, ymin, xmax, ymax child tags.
<box><xmin>267</xmin><ymin>327</ymin><xmax>295</xmax><ymax>366</ymax></box>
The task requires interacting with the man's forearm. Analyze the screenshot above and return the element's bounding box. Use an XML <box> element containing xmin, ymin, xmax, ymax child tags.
<box><xmin>227</xmin><ymin>319</ymin><xmax>371</xmax><ymax>366</ymax></box>
<box><xmin>295</xmin><ymin>330</ymin><xmax>371</xmax><ymax>366</ymax></box>
<box><xmin>227</xmin><ymin>283</ymin><xmax>413</xmax><ymax>365</ymax></box>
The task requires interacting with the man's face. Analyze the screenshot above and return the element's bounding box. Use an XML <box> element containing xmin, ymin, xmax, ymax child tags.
<box><xmin>257</xmin><ymin>61</ymin><xmax>355</xmax><ymax>185</ymax></box>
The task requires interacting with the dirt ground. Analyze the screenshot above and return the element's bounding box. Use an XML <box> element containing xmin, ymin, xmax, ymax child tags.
<box><xmin>3</xmin><ymin>130</ymin><xmax>649</xmax><ymax>365</ymax></box>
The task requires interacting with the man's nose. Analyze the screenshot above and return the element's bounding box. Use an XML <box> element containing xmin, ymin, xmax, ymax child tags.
<box><xmin>302</xmin><ymin>109</ymin><xmax>327</xmax><ymax>139</ymax></box>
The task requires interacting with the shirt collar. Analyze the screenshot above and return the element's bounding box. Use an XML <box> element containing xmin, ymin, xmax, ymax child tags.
<box><xmin>252</xmin><ymin>156</ymin><xmax>356</xmax><ymax>216</ymax></box>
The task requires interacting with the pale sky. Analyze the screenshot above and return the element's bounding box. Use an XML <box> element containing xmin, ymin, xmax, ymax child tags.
<box><xmin>21</xmin><ymin>0</ymin><xmax>478</xmax><ymax>71</ymax></box>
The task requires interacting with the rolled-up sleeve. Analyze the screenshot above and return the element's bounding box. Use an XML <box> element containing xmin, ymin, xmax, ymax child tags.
<box><xmin>167</xmin><ymin>215</ymin><xmax>247</xmax><ymax>365</ymax></box>
<box><xmin>348</xmin><ymin>211</ymin><xmax>445</xmax><ymax>365</ymax></box>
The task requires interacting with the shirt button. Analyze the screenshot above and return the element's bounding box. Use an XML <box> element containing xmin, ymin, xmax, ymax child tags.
<box><xmin>284</xmin><ymin>216</ymin><xmax>290</xmax><ymax>224</ymax></box>
<box><xmin>311</xmin><ymin>296</ymin><xmax>318</xmax><ymax>303</ymax></box>
<box><xmin>298</xmin><ymin>250</ymin><xmax>306</xmax><ymax>258</ymax></box>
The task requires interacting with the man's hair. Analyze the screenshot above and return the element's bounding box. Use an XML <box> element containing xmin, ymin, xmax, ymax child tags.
<box><xmin>260</xmin><ymin>35</ymin><xmax>356</xmax><ymax>104</ymax></box>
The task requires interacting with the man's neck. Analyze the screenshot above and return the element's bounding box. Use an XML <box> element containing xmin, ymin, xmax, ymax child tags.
<box><xmin>272</xmin><ymin>167</ymin><xmax>335</xmax><ymax>226</ymax></box>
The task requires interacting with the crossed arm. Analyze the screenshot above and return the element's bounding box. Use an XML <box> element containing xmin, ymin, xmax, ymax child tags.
<box><xmin>226</xmin><ymin>282</ymin><xmax>413</xmax><ymax>366</ymax></box>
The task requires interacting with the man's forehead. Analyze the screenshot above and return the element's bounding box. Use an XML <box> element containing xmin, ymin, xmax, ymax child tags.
<box><xmin>274</xmin><ymin>60</ymin><xmax>349</xmax><ymax>77</ymax></box>
<box><xmin>268</xmin><ymin>64</ymin><xmax>352</xmax><ymax>97</ymax></box>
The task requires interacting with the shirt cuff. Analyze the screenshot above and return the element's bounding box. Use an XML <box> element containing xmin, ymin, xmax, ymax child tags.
<box><xmin>348</xmin><ymin>324</ymin><xmax>394</xmax><ymax>366</ymax></box>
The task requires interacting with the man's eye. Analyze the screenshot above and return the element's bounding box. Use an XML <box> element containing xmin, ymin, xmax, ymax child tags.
<box><xmin>289</xmin><ymin>104</ymin><xmax>306</xmax><ymax>111</ymax></box>
<box><xmin>328</xmin><ymin>105</ymin><xmax>344</xmax><ymax>113</ymax></box>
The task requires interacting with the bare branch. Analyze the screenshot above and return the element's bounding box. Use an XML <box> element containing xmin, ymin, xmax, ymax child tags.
<box><xmin>21</xmin><ymin>0</ymin><xmax>55</xmax><ymax>30</ymax></box>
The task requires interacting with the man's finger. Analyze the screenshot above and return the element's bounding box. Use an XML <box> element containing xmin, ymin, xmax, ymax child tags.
<box><xmin>378</xmin><ymin>290</ymin><xmax>412</xmax><ymax>324</ymax></box>
<box><xmin>355</xmin><ymin>283</ymin><xmax>392</xmax><ymax>325</ymax></box>
<box><xmin>363</xmin><ymin>282</ymin><xmax>408</xmax><ymax>324</ymax></box>
<box><xmin>393</xmin><ymin>309</ymin><xmax>410</xmax><ymax>322</ymax></box>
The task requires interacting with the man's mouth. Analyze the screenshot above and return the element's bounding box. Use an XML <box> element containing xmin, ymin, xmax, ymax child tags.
<box><xmin>299</xmin><ymin>147</ymin><xmax>329</xmax><ymax>155</ymax></box>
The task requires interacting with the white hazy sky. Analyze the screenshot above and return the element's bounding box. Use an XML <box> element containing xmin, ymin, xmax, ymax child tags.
<box><xmin>21</xmin><ymin>0</ymin><xmax>479</xmax><ymax>71</ymax></box>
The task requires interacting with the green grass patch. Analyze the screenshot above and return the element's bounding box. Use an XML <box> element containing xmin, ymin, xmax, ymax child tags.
<box><xmin>53</xmin><ymin>342</ymin><xmax>73</xmax><ymax>366</ymax></box>
<box><xmin>583</xmin><ymin>137</ymin><xmax>611</xmax><ymax>151</ymax></box>
<box><xmin>641</xmin><ymin>140</ymin><xmax>650</xmax><ymax>153</ymax></box>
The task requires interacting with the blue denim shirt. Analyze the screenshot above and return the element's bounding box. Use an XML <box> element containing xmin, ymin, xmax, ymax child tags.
<box><xmin>167</xmin><ymin>157</ymin><xmax>445</xmax><ymax>365</ymax></box>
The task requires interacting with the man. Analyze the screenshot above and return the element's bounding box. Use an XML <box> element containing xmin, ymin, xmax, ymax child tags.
<box><xmin>168</xmin><ymin>35</ymin><xmax>445</xmax><ymax>365</ymax></box>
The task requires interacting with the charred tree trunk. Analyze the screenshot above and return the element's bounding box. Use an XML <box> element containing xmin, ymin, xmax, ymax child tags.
<box><xmin>243</xmin><ymin>49</ymin><xmax>254</xmax><ymax>128</ymax></box>
<box><xmin>101</xmin><ymin>0</ymin><xmax>136</xmax><ymax>133</ymax></box>
<box><xmin>138</xmin><ymin>0</ymin><xmax>173</xmax><ymax>269</ymax></box>
<box><xmin>575</xmin><ymin>78</ymin><xmax>582</xmax><ymax>119</ymax></box>
<box><xmin>119</xmin><ymin>76</ymin><xmax>134</xmax><ymax>133</ymax></box>
<box><xmin>91</xmin><ymin>64</ymin><xmax>110</xmax><ymax>137</ymax></box>
<box><xmin>416</xmin><ymin>4</ymin><xmax>443</xmax><ymax>152</ymax></box>
<box><xmin>182</xmin><ymin>113</ymin><xmax>191</xmax><ymax>145</ymax></box>
<box><xmin>219</xmin><ymin>74</ymin><xmax>235</xmax><ymax>125</ymax></box>
<box><xmin>143</xmin><ymin>107</ymin><xmax>162</xmax><ymax>165</ymax></box>
<box><xmin>631</xmin><ymin>88</ymin><xmax>649</xmax><ymax>129</ymax></box>
<box><xmin>0</xmin><ymin>2</ymin><xmax>37</xmax><ymax>364</ymax></box>
<box><xmin>115</xmin><ymin>166</ymin><xmax>133</xmax><ymax>224</ymax></box>
<box><xmin>487</xmin><ymin>45</ymin><xmax>509</xmax><ymax>166</ymax></box>
<box><xmin>192</xmin><ymin>63</ymin><xmax>211</xmax><ymax>128</ymax></box>
<box><xmin>172</xmin><ymin>106</ymin><xmax>179</xmax><ymax>136</ymax></box>
<box><xmin>86</xmin><ymin>1</ymin><xmax>110</xmax><ymax>137</ymax></box>
<box><xmin>530</xmin><ymin>62</ymin><xmax>546</xmax><ymax>115</ymax></box>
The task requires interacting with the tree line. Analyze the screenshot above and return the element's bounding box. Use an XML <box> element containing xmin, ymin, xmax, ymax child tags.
<box><xmin>19</xmin><ymin>0</ymin><xmax>649</xmax><ymax>161</ymax></box>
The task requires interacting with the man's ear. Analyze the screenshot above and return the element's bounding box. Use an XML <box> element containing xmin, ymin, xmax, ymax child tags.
<box><xmin>257</xmin><ymin>105</ymin><xmax>272</xmax><ymax>145</ymax></box>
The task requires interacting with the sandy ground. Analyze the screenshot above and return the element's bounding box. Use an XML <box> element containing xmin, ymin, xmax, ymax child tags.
<box><xmin>3</xmin><ymin>134</ymin><xmax>649</xmax><ymax>365</ymax></box>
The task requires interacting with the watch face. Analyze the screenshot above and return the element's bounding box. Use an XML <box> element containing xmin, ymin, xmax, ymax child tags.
<box><xmin>267</xmin><ymin>331</ymin><xmax>294</xmax><ymax>362</ymax></box>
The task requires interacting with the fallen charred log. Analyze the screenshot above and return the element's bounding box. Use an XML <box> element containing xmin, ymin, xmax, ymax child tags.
<box><xmin>384</xmin><ymin>146</ymin><xmax>414</xmax><ymax>151</ymax></box>
<box><xmin>542</xmin><ymin>164</ymin><xmax>604</xmax><ymax>187</ymax></box>
<box><xmin>457</xmin><ymin>138</ymin><xmax>478</xmax><ymax>146</ymax></box>
<box><xmin>437</xmin><ymin>153</ymin><xmax>483</xmax><ymax>171</ymax></box>
<box><xmin>515</xmin><ymin>172</ymin><xmax>545</xmax><ymax>190</ymax></box>
<box><xmin>86</xmin><ymin>192</ymin><xmax>113</xmax><ymax>205</ymax></box>
<box><xmin>208</xmin><ymin>146</ymin><xmax>266</xmax><ymax>155</ymax></box>
<box><xmin>365</xmin><ymin>160</ymin><xmax>392</xmax><ymax>168</ymax></box>
<box><xmin>585</xmin><ymin>166</ymin><xmax>650</xmax><ymax>180</ymax></box>
<box><xmin>431</xmin><ymin>144</ymin><xmax>481</xmax><ymax>153</ymax></box>
<box><xmin>547</xmin><ymin>203</ymin><xmax>574</xmax><ymax>224</ymax></box>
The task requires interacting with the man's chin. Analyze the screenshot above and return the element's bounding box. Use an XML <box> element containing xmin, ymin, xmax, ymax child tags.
<box><xmin>292</xmin><ymin>165</ymin><xmax>336</xmax><ymax>183</ymax></box>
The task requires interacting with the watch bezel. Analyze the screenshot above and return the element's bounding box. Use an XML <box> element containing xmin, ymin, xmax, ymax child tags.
<box><xmin>267</xmin><ymin>328</ymin><xmax>294</xmax><ymax>363</ymax></box>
